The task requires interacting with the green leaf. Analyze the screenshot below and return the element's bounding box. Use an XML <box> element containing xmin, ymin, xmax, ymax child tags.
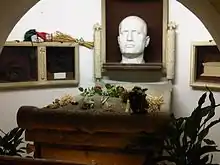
<box><xmin>15</xmin><ymin>153</ymin><xmax>22</xmax><ymax>157</ymax></box>
<box><xmin>17</xmin><ymin>149</ymin><xmax>25</xmax><ymax>153</ymax></box>
<box><xmin>198</xmin><ymin>119</ymin><xmax>220</xmax><ymax>144</ymax></box>
<box><xmin>204</xmin><ymin>139</ymin><xmax>216</xmax><ymax>145</ymax></box>
<box><xmin>0</xmin><ymin>148</ymin><xmax>3</xmax><ymax>155</ymax></box>
<box><xmin>204</xmin><ymin>108</ymin><xmax>215</xmax><ymax>124</ymax></box>
<box><xmin>200</xmin><ymin>154</ymin><xmax>209</xmax><ymax>164</ymax></box>
<box><xmin>176</xmin><ymin>117</ymin><xmax>186</xmax><ymax>130</ymax></box>
<box><xmin>105</xmin><ymin>83</ymin><xmax>112</xmax><ymax>89</ymax></box>
<box><xmin>185</xmin><ymin>117</ymin><xmax>198</xmax><ymax>140</ymax></box>
<box><xmin>13</xmin><ymin>128</ymin><xmax>24</xmax><ymax>141</ymax></box>
<box><xmin>207</xmin><ymin>87</ymin><xmax>215</xmax><ymax>107</ymax></box>
<box><xmin>209</xmin><ymin>154</ymin><xmax>214</xmax><ymax>164</ymax></box>
<box><xmin>3</xmin><ymin>127</ymin><xmax>19</xmax><ymax>142</ymax></box>
<box><xmin>199</xmin><ymin>145</ymin><xmax>220</xmax><ymax>156</ymax></box>
<box><xmin>1</xmin><ymin>140</ymin><xmax>13</xmax><ymax>149</ymax></box>
<box><xmin>206</xmin><ymin>119</ymin><xmax>220</xmax><ymax>131</ymax></box>
<box><xmin>78</xmin><ymin>87</ymin><xmax>84</xmax><ymax>92</ymax></box>
<box><xmin>0</xmin><ymin>136</ymin><xmax>2</xmax><ymax>146</ymax></box>
<box><xmin>202</xmin><ymin>104</ymin><xmax>220</xmax><ymax>126</ymax></box>
<box><xmin>198</xmin><ymin>129</ymin><xmax>209</xmax><ymax>142</ymax></box>
<box><xmin>187</xmin><ymin>104</ymin><xmax>207</xmax><ymax>140</ymax></box>
<box><xmin>198</xmin><ymin>92</ymin><xmax>207</xmax><ymax>107</ymax></box>
<box><xmin>14</xmin><ymin>137</ymin><xmax>24</xmax><ymax>148</ymax></box>
<box><xmin>200</xmin><ymin>106</ymin><xmax>213</xmax><ymax>118</ymax></box>
<box><xmin>8</xmin><ymin>127</ymin><xmax>19</xmax><ymax>135</ymax></box>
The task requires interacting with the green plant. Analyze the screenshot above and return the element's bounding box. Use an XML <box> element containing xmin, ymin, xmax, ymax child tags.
<box><xmin>0</xmin><ymin>127</ymin><xmax>26</xmax><ymax>156</ymax></box>
<box><xmin>131</xmin><ymin>88</ymin><xmax>220</xmax><ymax>165</ymax></box>
<box><xmin>78</xmin><ymin>84</ymin><xmax>126</xmax><ymax>98</ymax></box>
<box><xmin>158</xmin><ymin>88</ymin><xmax>220</xmax><ymax>165</ymax></box>
<box><xmin>78</xmin><ymin>84</ymin><xmax>126</xmax><ymax>110</ymax></box>
<box><xmin>78</xmin><ymin>86</ymin><xmax>102</xmax><ymax>97</ymax></box>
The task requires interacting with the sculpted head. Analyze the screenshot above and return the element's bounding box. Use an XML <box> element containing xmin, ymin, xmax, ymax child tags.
<box><xmin>118</xmin><ymin>16</ymin><xmax>150</xmax><ymax>63</ymax></box>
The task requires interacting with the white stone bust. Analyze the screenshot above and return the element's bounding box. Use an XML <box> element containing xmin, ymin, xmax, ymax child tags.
<box><xmin>118</xmin><ymin>16</ymin><xmax>150</xmax><ymax>64</ymax></box>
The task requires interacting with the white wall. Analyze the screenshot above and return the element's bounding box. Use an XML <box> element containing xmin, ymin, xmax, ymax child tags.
<box><xmin>0</xmin><ymin>0</ymin><xmax>39</xmax><ymax>53</ymax></box>
<box><xmin>1</xmin><ymin>0</ymin><xmax>220</xmax><ymax>161</ymax></box>
<box><xmin>1</xmin><ymin>0</ymin><xmax>100</xmax><ymax>131</ymax></box>
<box><xmin>170</xmin><ymin>1</ymin><xmax>220</xmax><ymax>162</ymax></box>
<box><xmin>169</xmin><ymin>0</ymin><xmax>214</xmax><ymax>117</ymax></box>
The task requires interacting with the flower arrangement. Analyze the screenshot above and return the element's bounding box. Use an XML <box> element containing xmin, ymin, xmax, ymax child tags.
<box><xmin>78</xmin><ymin>84</ymin><xmax>164</xmax><ymax>113</ymax></box>
<box><xmin>44</xmin><ymin>84</ymin><xmax>164</xmax><ymax>114</ymax></box>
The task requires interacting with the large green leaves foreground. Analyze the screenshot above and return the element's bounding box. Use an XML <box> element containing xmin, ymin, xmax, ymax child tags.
<box><xmin>0</xmin><ymin>127</ymin><xmax>25</xmax><ymax>156</ymax></box>
<box><xmin>158</xmin><ymin>88</ymin><xmax>220</xmax><ymax>165</ymax></box>
<box><xmin>131</xmin><ymin>88</ymin><xmax>220</xmax><ymax>165</ymax></box>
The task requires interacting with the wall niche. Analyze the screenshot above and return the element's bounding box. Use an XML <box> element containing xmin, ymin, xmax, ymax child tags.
<box><xmin>0</xmin><ymin>41</ymin><xmax>79</xmax><ymax>90</ymax></box>
<box><xmin>101</xmin><ymin>0</ymin><xmax>168</xmax><ymax>72</ymax></box>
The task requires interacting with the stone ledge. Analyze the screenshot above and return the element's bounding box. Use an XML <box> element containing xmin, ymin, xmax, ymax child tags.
<box><xmin>17</xmin><ymin>106</ymin><xmax>170</xmax><ymax>133</ymax></box>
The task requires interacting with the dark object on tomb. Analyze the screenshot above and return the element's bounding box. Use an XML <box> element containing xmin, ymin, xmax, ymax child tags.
<box><xmin>128</xmin><ymin>87</ymin><xmax>149</xmax><ymax>114</ymax></box>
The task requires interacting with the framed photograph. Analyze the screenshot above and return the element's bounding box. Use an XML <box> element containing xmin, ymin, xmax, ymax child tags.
<box><xmin>101</xmin><ymin>0</ymin><xmax>168</xmax><ymax>71</ymax></box>
<box><xmin>190</xmin><ymin>41</ymin><xmax>220</xmax><ymax>89</ymax></box>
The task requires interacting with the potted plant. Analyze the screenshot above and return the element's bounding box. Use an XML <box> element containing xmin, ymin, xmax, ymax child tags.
<box><xmin>131</xmin><ymin>88</ymin><xmax>220</xmax><ymax>165</ymax></box>
<box><xmin>0</xmin><ymin>127</ymin><xmax>26</xmax><ymax>156</ymax></box>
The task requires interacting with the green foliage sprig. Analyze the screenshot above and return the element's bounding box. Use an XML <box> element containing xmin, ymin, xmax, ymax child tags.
<box><xmin>78</xmin><ymin>84</ymin><xmax>126</xmax><ymax>98</ymax></box>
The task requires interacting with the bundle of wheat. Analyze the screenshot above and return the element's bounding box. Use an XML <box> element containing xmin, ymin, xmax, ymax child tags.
<box><xmin>52</xmin><ymin>31</ymin><xmax>94</xmax><ymax>49</ymax></box>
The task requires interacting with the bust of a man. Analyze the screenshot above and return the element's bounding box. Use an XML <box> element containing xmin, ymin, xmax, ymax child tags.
<box><xmin>118</xmin><ymin>16</ymin><xmax>150</xmax><ymax>64</ymax></box>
